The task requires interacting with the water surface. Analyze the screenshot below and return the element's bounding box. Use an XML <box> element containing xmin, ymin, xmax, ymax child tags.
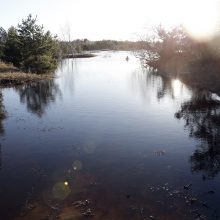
<box><xmin>0</xmin><ymin>51</ymin><xmax>220</xmax><ymax>220</ymax></box>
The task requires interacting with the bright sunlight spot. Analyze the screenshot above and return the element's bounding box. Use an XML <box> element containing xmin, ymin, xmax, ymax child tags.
<box><xmin>182</xmin><ymin>0</ymin><xmax>220</xmax><ymax>40</ymax></box>
<box><xmin>172</xmin><ymin>79</ymin><xmax>182</xmax><ymax>97</ymax></box>
<box><xmin>150</xmin><ymin>0</ymin><xmax>220</xmax><ymax>41</ymax></box>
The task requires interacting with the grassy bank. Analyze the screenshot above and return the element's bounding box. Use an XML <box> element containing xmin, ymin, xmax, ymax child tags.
<box><xmin>0</xmin><ymin>62</ymin><xmax>54</xmax><ymax>87</ymax></box>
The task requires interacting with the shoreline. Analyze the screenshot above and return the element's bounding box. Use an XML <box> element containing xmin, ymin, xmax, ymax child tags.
<box><xmin>0</xmin><ymin>53</ymin><xmax>98</xmax><ymax>87</ymax></box>
<box><xmin>0</xmin><ymin>62</ymin><xmax>55</xmax><ymax>87</ymax></box>
<box><xmin>0</xmin><ymin>71</ymin><xmax>55</xmax><ymax>87</ymax></box>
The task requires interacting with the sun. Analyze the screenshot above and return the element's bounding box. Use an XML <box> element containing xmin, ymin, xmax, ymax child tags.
<box><xmin>153</xmin><ymin>0</ymin><xmax>220</xmax><ymax>41</ymax></box>
<box><xmin>182</xmin><ymin>0</ymin><xmax>220</xmax><ymax>40</ymax></box>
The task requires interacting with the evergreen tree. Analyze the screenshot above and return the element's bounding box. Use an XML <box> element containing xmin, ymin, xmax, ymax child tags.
<box><xmin>0</xmin><ymin>27</ymin><xmax>7</xmax><ymax>59</ymax></box>
<box><xmin>3</xmin><ymin>15</ymin><xmax>60</xmax><ymax>74</ymax></box>
<box><xmin>3</xmin><ymin>26</ymin><xmax>21</xmax><ymax>66</ymax></box>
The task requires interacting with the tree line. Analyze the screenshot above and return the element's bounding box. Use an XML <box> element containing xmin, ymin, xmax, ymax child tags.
<box><xmin>60</xmin><ymin>39</ymin><xmax>144</xmax><ymax>56</ymax></box>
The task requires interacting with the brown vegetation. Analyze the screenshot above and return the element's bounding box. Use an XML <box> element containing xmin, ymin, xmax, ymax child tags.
<box><xmin>0</xmin><ymin>62</ymin><xmax>54</xmax><ymax>87</ymax></box>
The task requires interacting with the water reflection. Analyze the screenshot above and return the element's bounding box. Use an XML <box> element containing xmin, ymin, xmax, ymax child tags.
<box><xmin>57</xmin><ymin>59</ymin><xmax>77</xmax><ymax>95</ymax></box>
<box><xmin>0</xmin><ymin>92</ymin><xmax>6</xmax><ymax>135</ymax></box>
<box><xmin>172</xmin><ymin>79</ymin><xmax>183</xmax><ymax>98</ymax></box>
<box><xmin>0</xmin><ymin>91</ymin><xmax>6</xmax><ymax>170</ymax></box>
<box><xmin>16</xmin><ymin>81</ymin><xmax>61</xmax><ymax>117</ymax></box>
<box><xmin>131</xmin><ymin>67</ymin><xmax>189</xmax><ymax>102</ymax></box>
<box><xmin>140</xmin><ymin>67</ymin><xmax>220</xmax><ymax>179</ymax></box>
<box><xmin>175</xmin><ymin>91</ymin><xmax>220</xmax><ymax>178</ymax></box>
<box><xmin>1</xmin><ymin>52</ymin><xmax>220</xmax><ymax>219</ymax></box>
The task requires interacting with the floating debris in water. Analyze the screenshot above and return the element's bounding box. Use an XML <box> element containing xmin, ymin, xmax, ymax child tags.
<box><xmin>195</xmin><ymin>215</ymin><xmax>207</xmax><ymax>220</ymax></box>
<box><xmin>186</xmin><ymin>197</ymin><xmax>198</xmax><ymax>205</ymax></box>
<box><xmin>153</xmin><ymin>150</ymin><xmax>166</xmax><ymax>156</ymax></box>
<box><xmin>201</xmin><ymin>202</ymin><xmax>209</xmax><ymax>209</ymax></box>
<box><xmin>81</xmin><ymin>208</ymin><xmax>94</xmax><ymax>217</ymax></box>
<box><xmin>73</xmin><ymin>199</ymin><xmax>91</xmax><ymax>208</ymax></box>
<box><xmin>145</xmin><ymin>182</ymin><xmax>217</xmax><ymax>219</ymax></box>
<box><xmin>183</xmin><ymin>183</ymin><xmax>192</xmax><ymax>190</ymax></box>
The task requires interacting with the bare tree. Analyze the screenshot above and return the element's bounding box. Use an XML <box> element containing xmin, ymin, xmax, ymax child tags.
<box><xmin>60</xmin><ymin>22</ymin><xmax>79</xmax><ymax>57</ymax></box>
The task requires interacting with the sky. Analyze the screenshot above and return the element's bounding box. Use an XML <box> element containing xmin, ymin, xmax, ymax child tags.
<box><xmin>0</xmin><ymin>0</ymin><xmax>220</xmax><ymax>41</ymax></box>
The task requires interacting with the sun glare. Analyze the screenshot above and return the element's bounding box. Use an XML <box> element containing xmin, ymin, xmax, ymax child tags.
<box><xmin>183</xmin><ymin>0</ymin><xmax>220</xmax><ymax>40</ymax></box>
<box><xmin>172</xmin><ymin>79</ymin><xmax>182</xmax><ymax>97</ymax></box>
<box><xmin>153</xmin><ymin>0</ymin><xmax>220</xmax><ymax>41</ymax></box>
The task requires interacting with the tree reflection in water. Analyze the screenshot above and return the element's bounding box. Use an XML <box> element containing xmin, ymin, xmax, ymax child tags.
<box><xmin>131</xmin><ymin>67</ymin><xmax>178</xmax><ymax>102</ymax></box>
<box><xmin>0</xmin><ymin>91</ymin><xmax>6</xmax><ymax>170</ymax></box>
<box><xmin>16</xmin><ymin>80</ymin><xmax>61</xmax><ymax>117</ymax></box>
<box><xmin>0</xmin><ymin>92</ymin><xmax>6</xmax><ymax>135</ymax></box>
<box><xmin>146</xmin><ymin>68</ymin><xmax>176</xmax><ymax>100</ymax></box>
<box><xmin>140</xmin><ymin>67</ymin><xmax>220</xmax><ymax>179</ymax></box>
<box><xmin>175</xmin><ymin>90</ymin><xmax>220</xmax><ymax>178</ymax></box>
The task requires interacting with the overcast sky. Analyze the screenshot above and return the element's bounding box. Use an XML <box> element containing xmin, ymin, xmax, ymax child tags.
<box><xmin>1</xmin><ymin>0</ymin><xmax>220</xmax><ymax>40</ymax></box>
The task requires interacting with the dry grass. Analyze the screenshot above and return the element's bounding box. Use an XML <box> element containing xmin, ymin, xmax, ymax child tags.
<box><xmin>0</xmin><ymin>62</ymin><xmax>54</xmax><ymax>87</ymax></box>
<box><xmin>0</xmin><ymin>62</ymin><xmax>9</xmax><ymax>68</ymax></box>
<box><xmin>0</xmin><ymin>71</ymin><xmax>54</xmax><ymax>80</ymax></box>
<box><xmin>0</xmin><ymin>61</ymin><xmax>18</xmax><ymax>72</ymax></box>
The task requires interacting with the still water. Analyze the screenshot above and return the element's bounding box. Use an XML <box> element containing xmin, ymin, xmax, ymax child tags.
<box><xmin>0</xmin><ymin>51</ymin><xmax>220</xmax><ymax>219</ymax></box>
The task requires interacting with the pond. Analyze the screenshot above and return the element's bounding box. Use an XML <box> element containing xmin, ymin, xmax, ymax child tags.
<box><xmin>0</xmin><ymin>51</ymin><xmax>220</xmax><ymax>220</ymax></box>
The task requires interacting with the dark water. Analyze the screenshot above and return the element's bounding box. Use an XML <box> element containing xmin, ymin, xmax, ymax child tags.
<box><xmin>0</xmin><ymin>51</ymin><xmax>220</xmax><ymax>220</ymax></box>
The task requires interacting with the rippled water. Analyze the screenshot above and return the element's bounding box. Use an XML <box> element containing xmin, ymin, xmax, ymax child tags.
<box><xmin>0</xmin><ymin>51</ymin><xmax>220</xmax><ymax>220</ymax></box>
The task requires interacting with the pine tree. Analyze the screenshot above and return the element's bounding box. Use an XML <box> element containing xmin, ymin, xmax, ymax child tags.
<box><xmin>0</xmin><ymin>27</ymin><xmax>7</xmax><ymax>59</ymax></box>
<box><xmin>3</xmin><ymin>26</ymin><xmax>21</xmax><ymax>66</ymax></box>
<box><xmin>3</xmin><ymin>15</ymin><xmax>60</xmax><ymax>74</ymax></box>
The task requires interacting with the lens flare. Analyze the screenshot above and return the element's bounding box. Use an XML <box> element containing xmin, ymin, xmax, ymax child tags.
<box><xmin>73</xmin><ymin>160</ymin><xmax>83</xmax><ymax>171</ymax></box>
<box><xmin>52</xmin><ymin>182</ymin><xmax>71</xmax><ymax>200</ymax></box>
<box><xmin>64</xmin><ymin>181</ymin><xmax>69</xmax><ymax>186</ymax></box>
